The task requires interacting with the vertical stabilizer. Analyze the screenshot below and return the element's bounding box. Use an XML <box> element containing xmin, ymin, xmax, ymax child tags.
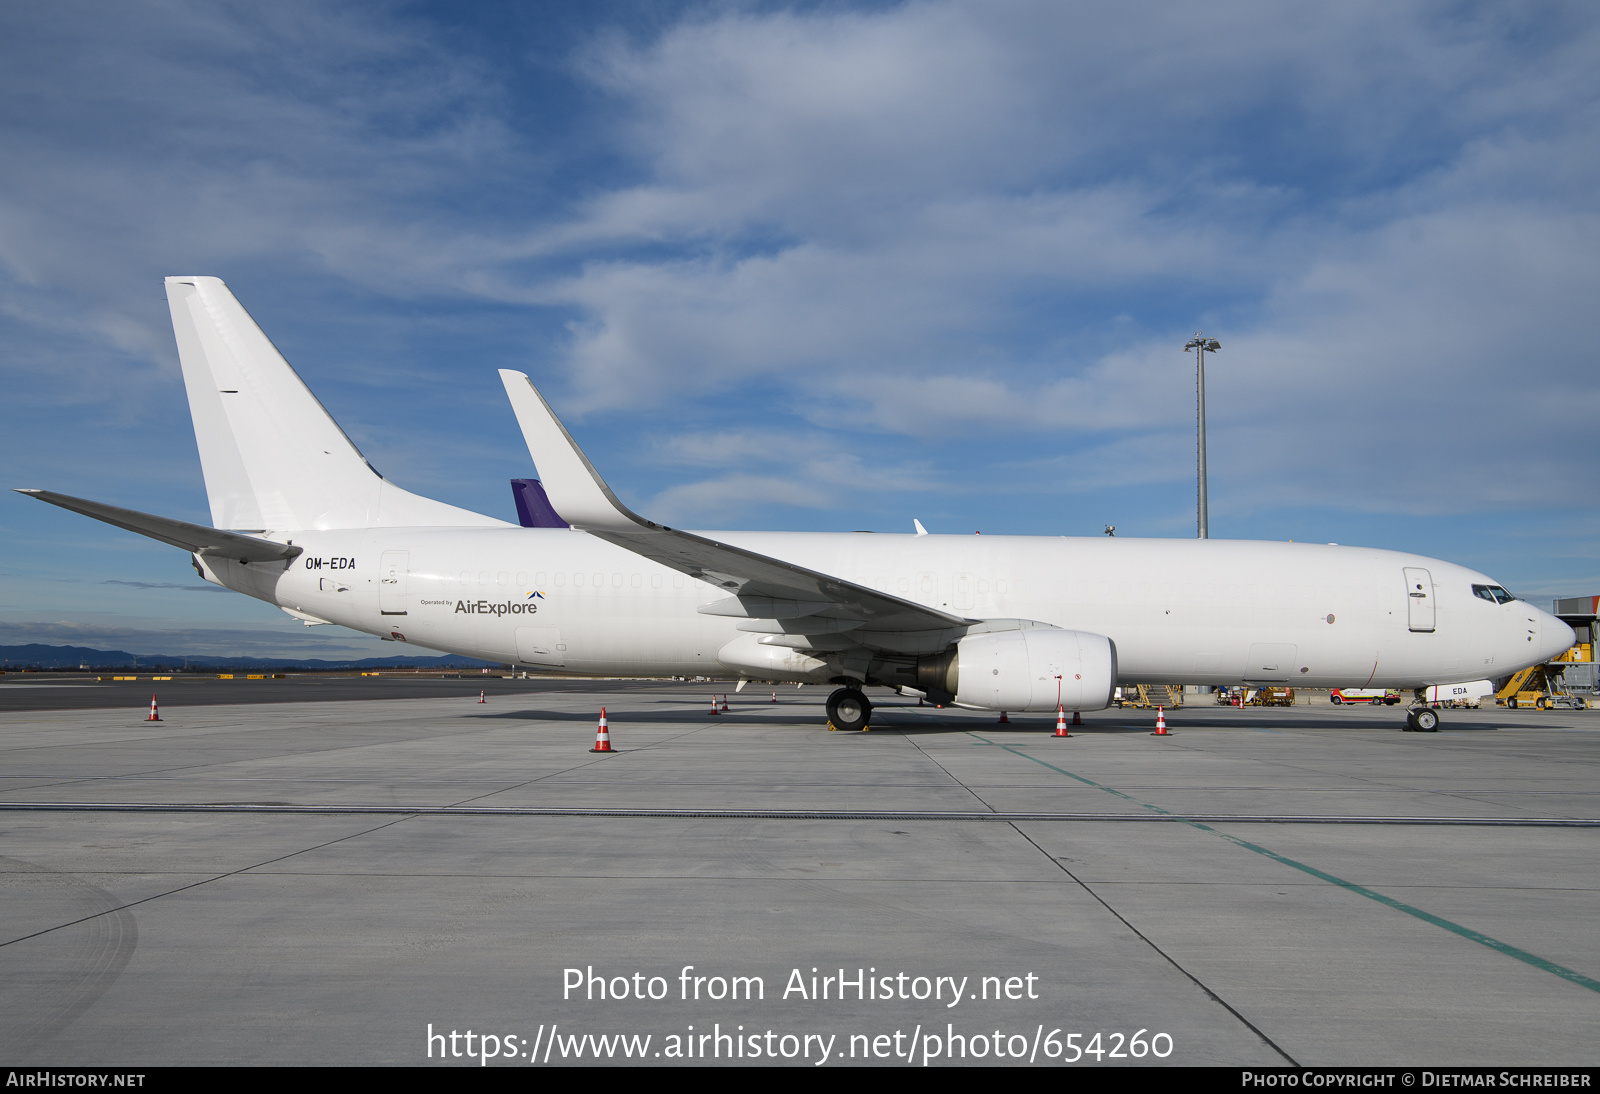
<box><xmin>165</xmin><ymin>277</ymin><xmax>504</xmax><ymax>531</ymax></box>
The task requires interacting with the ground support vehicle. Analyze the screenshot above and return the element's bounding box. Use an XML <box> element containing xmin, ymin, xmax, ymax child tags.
<box><xmin>1115</xmin><ymin>684</ymin><xmax>1183</xmax><ymax>709</ymax></box>
<box><xmin>1496</xmin><ymin>663</ymin><xmax>1589</xmax><ymax>709</ymax></box>
<box><xmin>1330</xmin><ymin>688</ymin><xmax>1400</xmax><ymax>705</ymax></box>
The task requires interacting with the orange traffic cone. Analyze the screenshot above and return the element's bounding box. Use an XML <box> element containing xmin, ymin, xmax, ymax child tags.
<box><xmin>146</xmin><ymin>695</ymin><xmax>161</xmax><ymax>722</ymax></box>
<box><xmin>1054</xmin><ymin>705</ymin><xmax>1070</xmax><ymax>737</ymax></box>
<box><xmin>720</xmin><ymin>694</ymin><xmax>729</xmax><ymax>713</ymax></box>
<box><xmin>478</xmin><ymin>690</ymin><xmax>486</xmax><ymax>704</ymax></box>
<box><xmin>590</xmin><ymin>708</ymin><xmax>613</xmax><ymax>753</ymax></box>
<box><xmin>1071</xmin><ymin>710</ymin><xmax>1083</xmax><ymax>726</ymax></box>
<box><xmin>998</xmin><ymin>710</ymin><xmax>1010</xmax><ymax>724</ymax></box>
<box><xmin>709</xmin><ymin>695</ymin><xmax>720</xmax><ymax>716</ymax></box>
<box><xmin>771</xmin><ymin>691</ymin><xmax>778</xmax><ymax>704</ymax></box>
<box><xmin>1153</xmin><ymin>705</ymin><xmax>1170</xmax><ymax>735</ymax></box>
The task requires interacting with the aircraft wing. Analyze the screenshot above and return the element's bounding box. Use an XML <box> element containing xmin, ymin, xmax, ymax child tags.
<box><xmin>15</xmin><ymin>489</ymin><xmax>302</xmax><ymax>564</ymax></box>
<box><xmin>498</xmin><ymin>371</ymin><xmax>971</xmax><ymax>655</ymax></box>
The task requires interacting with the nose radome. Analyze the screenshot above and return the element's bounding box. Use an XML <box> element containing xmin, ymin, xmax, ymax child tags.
<box><xmin>1539</xmin><ymin>611</ymin><xmax>1577</xmax><ymax>662</ymax></box>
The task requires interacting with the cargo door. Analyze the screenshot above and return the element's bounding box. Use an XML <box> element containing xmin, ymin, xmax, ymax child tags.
<box><xmin>516</xmin><ymin>626</ymin><xmax>565</xmax><ymax>667</ymax></box>
<box><xmin>1403</xmin><ymin>567</ymin><xmax>1435</xmax><ymax>632</ymax></box>
<box><xmin>379</xmin><ymin>551</ymin><xmax>408</xmax><ymax>616</ymax></box>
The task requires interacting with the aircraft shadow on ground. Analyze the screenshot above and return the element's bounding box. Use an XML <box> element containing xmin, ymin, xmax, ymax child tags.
<box><xmin>474</xmin><ymin>705</ymin><xmax>1499</xmax><ymax>734</ymax></box>
<box><xmin>474</xmin><ymin>706</ymin><xmax>1207</xmax><ymax>734</ymax></box>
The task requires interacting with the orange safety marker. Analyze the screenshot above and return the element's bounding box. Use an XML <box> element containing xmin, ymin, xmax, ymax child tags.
<box><xmin>1152</xmin><ymin>705</ymin><xmax>1170</xmax><ymax>735</ymax></box>
<box><xmin>478</xmin><ymin>690</ymin><xmax>486</xmax><ymax>704</ymax></box>
<box><xmin>1053</xmin><ymin>705</ymin><xmax>1071</xmax><ymax>738</ymax></box>
<box><xmin>590</xmin><ymin>708</ymin><xmax>613</xmax><ymax>753</ymax></box>
<box><xmin>720</xmin><ymin>694</ymin><xmax>729</xmax><ymax>713</ymax></box>
<box><xmin>997</xmin><ymin>710</ymin><xmax>1010</xmax><ymax>724</ymax></box>
<box><xmin>146</xmin><ymin>695</ymin><xmax>162</xmax><ymax>722</ymax></box>
<box><xmin>1071</xmin><ymin>710</ymin><xmax>1083</xmax><ymax>726</ymax></box>
<box><xmin>771</xmin><ymin>691</ymin><xmax>778</xmax><ymax>704</ymax></box>
<box><xmin>709</xmin><ymin>695</ymin><xmax>720</xmax><ymax>716</ymax></box>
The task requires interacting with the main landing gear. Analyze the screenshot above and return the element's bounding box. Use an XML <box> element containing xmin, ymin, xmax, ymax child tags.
<box><xmin>826</xmin><ymin>687</ymin><xmax>872</xmax><ymax>732</ymax></box>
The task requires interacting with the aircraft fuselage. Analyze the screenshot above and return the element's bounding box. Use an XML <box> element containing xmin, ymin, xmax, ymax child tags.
<box><xmin>205</xmin><ymin>527</ymin><xmax>1567</xmax><ymax>689</ymax></box>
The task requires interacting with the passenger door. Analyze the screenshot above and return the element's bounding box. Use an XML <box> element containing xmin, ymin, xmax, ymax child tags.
<box><xmin>1403</xmin><ymin>567</ymin><xmax>1435</xmax><ymax>632</ymax></box>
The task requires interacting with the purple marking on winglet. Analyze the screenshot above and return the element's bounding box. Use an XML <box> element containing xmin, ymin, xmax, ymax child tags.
<box><xmin>510</xmin><ymin>479</ymin><xmax>570</xmax><ymax>529</ymax></box>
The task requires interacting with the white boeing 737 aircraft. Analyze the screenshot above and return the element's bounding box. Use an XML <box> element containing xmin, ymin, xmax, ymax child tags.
<box><xmin>17</xmin><ymin>277</ymin><xmax>1575</xmax><ymax>732</ymax></box>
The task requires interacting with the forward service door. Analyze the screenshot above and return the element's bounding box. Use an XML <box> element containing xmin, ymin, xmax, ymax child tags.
<box><xmin>1403</xmin><ymin>567</ymin><xmax>1435</xmax><ymax>632</ymax></box>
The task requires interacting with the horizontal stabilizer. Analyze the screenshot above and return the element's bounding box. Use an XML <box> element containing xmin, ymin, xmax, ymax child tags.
<box><xmin>15</xmin><ymin>490</ymin><xmax>302</xmax><ymax>563</ymax></box>
<box><xmin>497</xmin><ymin>370</ymin><xmax>971</xmax><ymax>655</ymax></box>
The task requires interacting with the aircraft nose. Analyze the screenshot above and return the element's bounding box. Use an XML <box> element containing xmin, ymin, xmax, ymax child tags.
<box><xmin>1537</xmin><ymin>610</ymin><xmax>1577</xmax><ymax>662</ymax></box>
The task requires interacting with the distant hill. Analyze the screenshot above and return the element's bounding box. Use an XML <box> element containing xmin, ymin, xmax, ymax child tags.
<box><xmin>0</xmin><ymin>643</ymin><xmax>501</xmax><ymax>672</ymax></box>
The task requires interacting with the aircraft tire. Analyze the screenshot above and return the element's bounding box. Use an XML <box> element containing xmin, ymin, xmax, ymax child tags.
<box><xmin>1413</xmin><ymin>708</ymin><xmax>1439</xmax><ymax>732</ymax></box>
<box><xmin>826</xmin><ymin>687</ymin><xmax>871</xmax><ymax>732</ymax></box>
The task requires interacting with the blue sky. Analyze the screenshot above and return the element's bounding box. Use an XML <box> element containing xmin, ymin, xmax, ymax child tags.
<box><xmin>3</xmin><ymin>1</ymin><xmax>1598</xmax><ymax>658</ymax></box>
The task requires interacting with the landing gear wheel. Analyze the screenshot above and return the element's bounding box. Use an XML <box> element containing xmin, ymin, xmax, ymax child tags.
<box><xmin>826</xmin><ymin>687</ymin><xmax>872</xmax><ymax>732</ymax></box>
<box><xmin>1410</xmin><ymin>708</ymin><xmax>1439</xmax><ymax>732</ymax></box>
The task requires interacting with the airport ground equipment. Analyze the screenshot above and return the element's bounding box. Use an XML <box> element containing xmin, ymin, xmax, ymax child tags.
<box><xmin>1116</xmin><ymin>684</ymin><xmax>1183</xmax><ymax>709</ymax></box>
<box><xmin>1252</xmin><ymin>687</ymin><xmax>1295</xmax><ymax>707</ymax></box>
<box><xmin>1495</xmin><ymin>662</ymin><xmax>1588</xmax><ymax>709</ymax></box>
<box><xmin>590</xmin><ymin>708</ymin><xmax>613</xmax><ymax>753</ymax></box>
<box><xmin>1330</xmin><ymin>688</ymin><xmax>1400</xmax><ymax>705</ymax></box>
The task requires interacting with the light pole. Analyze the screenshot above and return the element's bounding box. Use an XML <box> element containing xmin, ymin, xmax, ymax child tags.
<box><xmin>1184</xmin><ymin>333</ymin><xmax>1220</xmax><ymax>539</ymax></box>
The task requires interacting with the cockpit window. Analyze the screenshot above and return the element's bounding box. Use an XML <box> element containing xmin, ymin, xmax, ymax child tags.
<box><xmin>1472</xmin><ymin>584</ymin><xmax>1516</xmax><ymax>604</ymax></box>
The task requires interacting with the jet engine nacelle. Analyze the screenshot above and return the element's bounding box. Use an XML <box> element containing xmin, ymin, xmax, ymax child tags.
<box><xmin>918</xmin><ymin>627</ymin><xmax>1117</xmax><ymax>712</ymax></box>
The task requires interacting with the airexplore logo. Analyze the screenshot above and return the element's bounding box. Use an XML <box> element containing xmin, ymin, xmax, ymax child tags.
<box><xmin>454</xmin><ymin>599</ymin><xmax>540</xmax><ymax>617</ymax></box>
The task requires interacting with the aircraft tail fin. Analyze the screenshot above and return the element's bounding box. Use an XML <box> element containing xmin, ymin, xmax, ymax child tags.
<box><xmin>164</xmin><ymin>277</ymin><xmax>504</xmax><ymax>531</ymax></box>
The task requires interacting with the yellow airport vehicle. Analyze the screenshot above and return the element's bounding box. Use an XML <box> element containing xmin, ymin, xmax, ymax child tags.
<box><xmin>1496</xmin><ymin>660</ymin><xmax>1589</xmax><ymax>710</ymax></box>
<box><xmin>1114</xmin><ymin>684</ymin><xmax>1183</xmax><ymax>709</ymax></box>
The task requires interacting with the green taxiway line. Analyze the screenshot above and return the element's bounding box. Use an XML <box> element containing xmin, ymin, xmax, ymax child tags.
<box><xmin>968</xmin><ymin>733</ymin><xmax>1600</xmax><ymax>995</ymax></box>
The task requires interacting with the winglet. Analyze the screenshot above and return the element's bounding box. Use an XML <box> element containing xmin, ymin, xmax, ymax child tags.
<box><xmin>913</xmin><ymin>519</ymin><xmax>928</xmax><ymax>536</ymax></box>
<box><xmin>497</xmin><ymin>371</ymin><xmax>657</xmax><ymax>534</ymax></box>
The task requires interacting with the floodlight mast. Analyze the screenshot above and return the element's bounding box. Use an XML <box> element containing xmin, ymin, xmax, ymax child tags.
<box><xmin>1184</xmin><ymin>334</ymin><xmax>1221</xmax><ymax>539</ymax></box>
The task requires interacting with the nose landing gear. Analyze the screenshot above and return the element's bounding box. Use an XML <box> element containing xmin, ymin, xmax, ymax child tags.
<box><xmin>826</xmin><ymin>687</ymin><xmax>872</xmax><ymax>732</ymax></box>
<box><xmin>1404</xmin><ymin>707</ymin><xmax>1439</xmax><ymax>732</ymax></box>
<box><xmin>1404</xmin><ymin>688</ymin><xmax>1440</xmax><ymax>731</ymax></box>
